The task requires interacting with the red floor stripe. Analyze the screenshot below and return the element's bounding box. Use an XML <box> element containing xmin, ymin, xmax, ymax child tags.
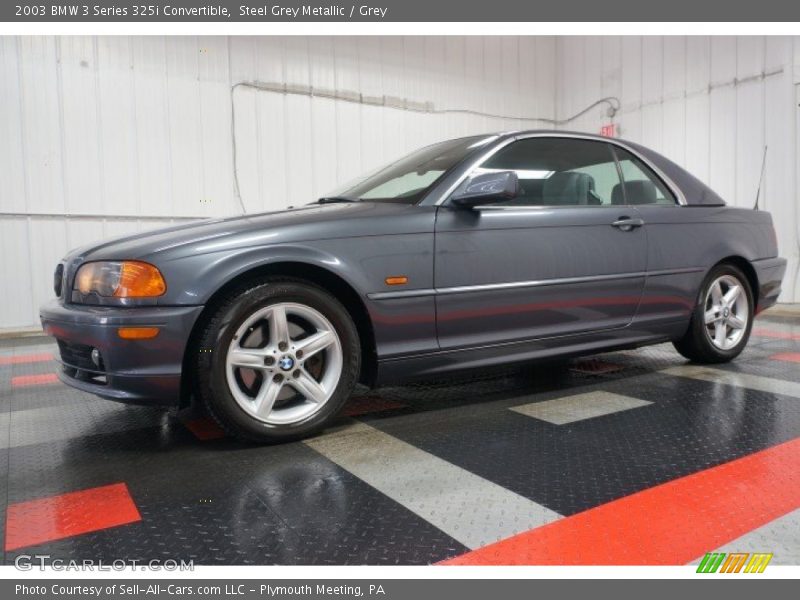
<box><xmin>441</xmin><ymin>437</ymin><xmax>800</xmax><ymax>565</ymax></box>
<box><xmin>769</xmin><ymin>352</ymin><xmax>800</xmax><ymax>364</ymax></box>
<box><xmin>5</xmin><ymin>483</ymin><xmax>142</xmax><ymax>551</ymax></box>
<box><xmin>344</xmin><ymin>396</ymin><xmax>407</xmax><ymax>417</ymax></box>
<box><xmin>0</xmin><ymin>352</ymin><xmax>53</xmax><ymax>366</ymax></box>
<box><xmin>11</xmin><ymin>373</ymin><xmax>59</xmax><ymax>387</ymax></box>
<box><xmin>752</xmin><ymin>328</ymin><xmax>800</xmax><ymax>341</ymax></box>
<box><xmin>183</xmin><ymin>417</ymin><xmax>226</xmax><ymax>441</ymax></box>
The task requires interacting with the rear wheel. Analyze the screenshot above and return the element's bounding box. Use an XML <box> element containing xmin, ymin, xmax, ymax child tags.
<box><xmin>194</xmin><ymin>278</ymin><xmax>360</xmax><ymax>442</ymax></box>
<box><xmin>672</xmin><ymin>263</ymin><xmax>753</xmax><ymax>363</ymax></box>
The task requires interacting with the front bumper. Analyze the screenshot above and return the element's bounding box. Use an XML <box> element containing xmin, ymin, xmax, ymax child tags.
<box><xmin>752</xmin><ymin>256</ymin><xmax>788</xmax><ymax>314</ymax></box>
<box><xmin>40</xmin><ymin>299</ymin><xmax>204</xmax><ymax>406</ymax></box>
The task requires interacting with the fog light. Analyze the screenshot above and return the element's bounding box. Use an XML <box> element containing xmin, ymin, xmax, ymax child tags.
<box><xmin>90</xmin><ymin>348</ymin><xmax>101</xmax><ymax>367</ymax></box>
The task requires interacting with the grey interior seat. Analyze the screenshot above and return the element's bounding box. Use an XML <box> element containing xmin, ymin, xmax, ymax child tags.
<box><xmin>611</xmin><ymin>180</ymin><xmax>658</xmax><ymax>205</ymax></box>
<box><xmin>542</xmin><ymin>172</ymin><xmax>597</xmax><ymax>205</ymax></box>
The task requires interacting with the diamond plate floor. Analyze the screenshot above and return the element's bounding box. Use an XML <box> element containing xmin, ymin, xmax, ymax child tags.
<box><xmin>0</xmin><ymin>313</ymin><xmax>798</xmax><ymax>565</ymax></box>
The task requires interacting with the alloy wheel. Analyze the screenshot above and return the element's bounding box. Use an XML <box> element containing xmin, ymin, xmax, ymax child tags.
<box><xmin>225</xmin><ymin>302</ymin><xmax>343</xmax><ymax>425</ymax></box>
<box><xmin>703</xmin><ymin>274</ymin><xmax>749</xmax><ymax>351</ymax></box>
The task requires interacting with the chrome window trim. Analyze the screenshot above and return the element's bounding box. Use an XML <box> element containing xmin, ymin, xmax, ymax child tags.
<box><xmin>464</xmin><ymin>204</ymin><xmax>626</xmax><ymax>212</ymax></box>
<box><xmin>431</xmin><ymin>132</ymin><xmax>688</xmax><ymax>207</ymax></box>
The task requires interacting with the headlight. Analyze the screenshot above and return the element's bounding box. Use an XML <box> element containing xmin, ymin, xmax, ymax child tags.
<box><xmin>74</xmin><ymin>261</ymin><xmax>166</xmax><ymax>298</ymax></box>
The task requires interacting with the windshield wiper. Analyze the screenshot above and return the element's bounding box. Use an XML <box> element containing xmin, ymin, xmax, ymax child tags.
<box><xmin>317</xmin><ymin>196</ymin><xmax>358</xmax><ymax>204</ymax></box>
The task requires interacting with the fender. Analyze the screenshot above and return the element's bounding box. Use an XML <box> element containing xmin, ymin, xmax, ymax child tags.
<box><xmin>156</xmin><ymin>243</ymin><xmax>368</xmax><ymax>306</ymax></box>
<box><xmin>158</xmin><ymin>238</ymin><xmax>439</xmax><ymax>360</ymax></box>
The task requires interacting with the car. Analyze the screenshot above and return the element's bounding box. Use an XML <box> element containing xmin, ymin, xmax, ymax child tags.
<box><xmin>40</xmin><ymin>131</ymin><xmax>787</xmax><ymax>442</ymax></box>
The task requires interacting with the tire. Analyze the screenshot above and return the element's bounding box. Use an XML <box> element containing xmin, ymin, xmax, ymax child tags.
<box><xmin>672</xmin><ymin>263</ymin><xmax>754</xmax><ymax>363</ymax></box>
<box><xmin>194</xmin><ymin>277</ymin><xmax>360</xmax><ymax>443</ymax></box>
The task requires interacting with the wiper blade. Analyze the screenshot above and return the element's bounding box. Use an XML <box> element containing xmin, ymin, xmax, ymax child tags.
<box><xmin>317</xmin><ymin>196</ymin><xmax>358</xmax><ymax>204</ymax></box>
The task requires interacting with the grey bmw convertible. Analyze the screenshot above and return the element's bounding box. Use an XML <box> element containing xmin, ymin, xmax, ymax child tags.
<box><xmin>41</xmin><ymin>131</ymin><xmax>787</xmax><ymax>442</ymax></box>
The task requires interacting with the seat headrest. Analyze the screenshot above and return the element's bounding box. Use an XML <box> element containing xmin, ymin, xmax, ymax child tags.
<box><xmin>611</xmin><ymin>180</ymin><xmax>658</xmax><ymax>205</ymax></box>
<box><xmin>543</xmin><ymin>172</ymin><xmax>595</xmax><ymax>205</ymax></box>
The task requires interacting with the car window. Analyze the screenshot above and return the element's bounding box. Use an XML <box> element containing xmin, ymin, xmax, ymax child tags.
<box><xmin>613</xmin><ymin>147</ymin><xmax>677</xmax><ymax>205</ymax></box>
<box><xmin>360</xmin><ymin>170</ymin><xmax>442</xmax><ymax>200</ymax></box>
<box><xmin>473</xmin><ymin>138</ymin><xmax>623</xmax><ymax>207</ymax></box>
<box><xmin>327</xmin><ymin>135</ymin><xmax>495</xmax><ymax>204</ymax></box>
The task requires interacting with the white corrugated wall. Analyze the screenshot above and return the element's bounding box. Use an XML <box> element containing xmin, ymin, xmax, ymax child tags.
<box><xmin>555</xmin><ymin>36</ymin><xmax>800</xmax><ymax>304</ymax></box>
<box><xmin>1</xmin><ymin>35</ymin><xmax>798</xmax><ymax>330</ymax></box>
<box><xmin>0</xmin><ymin>35</ymin><xmax>557</xmax><ymax>329</ymax></box>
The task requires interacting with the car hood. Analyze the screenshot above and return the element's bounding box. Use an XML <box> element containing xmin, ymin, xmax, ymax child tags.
<box><xmin>67</xmin><ymin>201</ymin><xmax>432</xmax><ymax>264</ymax></box>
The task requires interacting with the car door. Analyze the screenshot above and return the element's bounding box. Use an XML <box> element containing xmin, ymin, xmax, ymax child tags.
<box><xmin>611</xmin><ymin>145</ymin><xmax>705</xmax><ymax>324</ymax></box>
<box><xmin>434</xmin><ymin>136</ymin><xmax>648</xmax><ymax>350</ymax></box>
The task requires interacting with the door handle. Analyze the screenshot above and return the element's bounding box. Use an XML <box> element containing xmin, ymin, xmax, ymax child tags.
<box><xmin>611</xmin><ymin>217</ymin><xmax>645</xmax><ymax>232</ymax></box>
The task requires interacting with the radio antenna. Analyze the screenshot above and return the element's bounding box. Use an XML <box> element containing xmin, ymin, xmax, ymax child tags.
<box><xmin>754</xmin><ymin>145</ymin><xmax>768</xmax><ymax>210</ymax></box>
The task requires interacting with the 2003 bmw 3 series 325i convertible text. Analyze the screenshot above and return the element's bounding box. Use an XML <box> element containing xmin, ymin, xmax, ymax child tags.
<box><xmin>41</xmin><ymin>132</ymin><xmax>787</xmax><ymax>442</ymax></box>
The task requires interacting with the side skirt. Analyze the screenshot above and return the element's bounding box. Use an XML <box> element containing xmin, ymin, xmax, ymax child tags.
<box><xmin>373</xmin><ymin>320</ymin><xmax>686</xmax><ymax>386</ymax></box>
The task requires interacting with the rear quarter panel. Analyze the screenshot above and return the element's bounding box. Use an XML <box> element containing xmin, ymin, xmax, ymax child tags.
<box><xmin>634</xmin><ymin>205</ymin><xmax>779</xmax><ymax>326</ymax></box>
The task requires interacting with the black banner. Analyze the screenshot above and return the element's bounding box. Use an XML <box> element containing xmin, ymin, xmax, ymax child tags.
<box><xmin>5</xmin><ymin>579</ymin><xmax>797</xmax><ymax>600</ymax></box>
<box><xmin>2</xmin><ymin>0</ymin><xmax>800</xmax><ymax>22</ymax></box>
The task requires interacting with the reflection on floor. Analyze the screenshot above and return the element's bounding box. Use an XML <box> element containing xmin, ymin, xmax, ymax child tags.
<box><xmin>0</xmin><ymin>313</ymin><xmax>799</xmax><ymax>565</ymax></box>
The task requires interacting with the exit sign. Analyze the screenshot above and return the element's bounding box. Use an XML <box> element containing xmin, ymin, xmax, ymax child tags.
<box><xmin>600</xmin><ymin>123</ymin><xmax>617</xmax><ymax>137</ymax></box>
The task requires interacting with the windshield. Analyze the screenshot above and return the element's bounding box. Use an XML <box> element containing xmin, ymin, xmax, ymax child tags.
<box><xmin>325</xmin><ymin>135</ymin><xmax>496</xmax><ymax>204</ymax></box>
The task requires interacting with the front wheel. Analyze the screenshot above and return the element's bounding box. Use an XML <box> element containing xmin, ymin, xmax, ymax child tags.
<box><xmin>672</xmin><ymin>264</ymin><xmax>754</xmax><ymax>363</ymax></box>
<box><xmin>194</xmin><ymin>278</ymin><xmax>360</xmax><ymax>442</ymax></box>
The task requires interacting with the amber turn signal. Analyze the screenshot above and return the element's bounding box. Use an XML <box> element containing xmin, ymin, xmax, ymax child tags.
<box><xmin>117</xmin><ymin>327</ymin><xmax>160</xmax><ymax>340</ymax></box>
<box><xmin>114</xmin><ymin>261</ymin><xmax>167</xmax><ymax>298</ymax></box>
<box><xmin>384</xmin><ymin>276</ymin><xmax>408</xmax><ymax>286</ymax></box>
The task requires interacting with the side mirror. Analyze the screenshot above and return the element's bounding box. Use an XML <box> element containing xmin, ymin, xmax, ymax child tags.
<box><xmin>450</xmin><ymin>171</ymin><xmax>519</xmax><ymax>209</ymax></box>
